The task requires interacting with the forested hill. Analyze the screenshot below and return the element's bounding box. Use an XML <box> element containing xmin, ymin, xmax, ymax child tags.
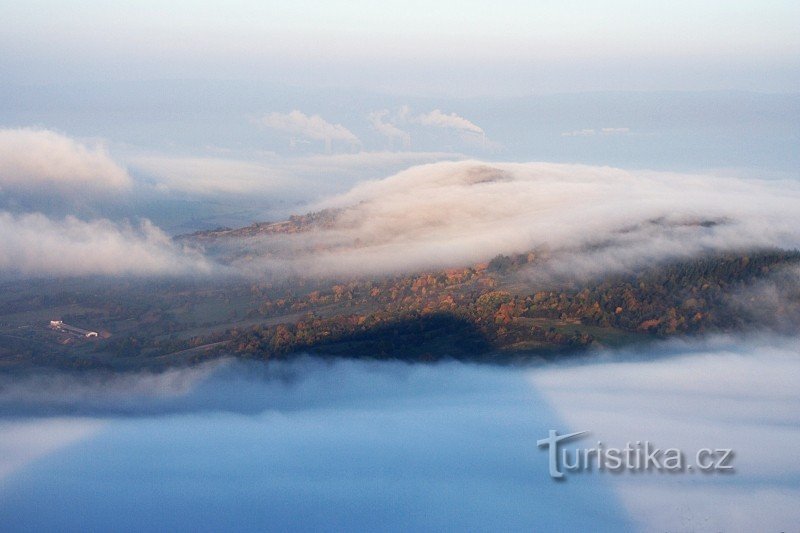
<box><xmin>192</xmin><ymin>248</ymin><xmax>800</xmax><ymax>364</ymax></box>
<box><xmin>3</xmin><ymin>248</ymin><xmax>798</xmax><ymax>371</ymax></box>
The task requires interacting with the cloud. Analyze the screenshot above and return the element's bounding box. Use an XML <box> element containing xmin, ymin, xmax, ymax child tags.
<box><xmin>259</xmin><ymin>110</ymin><xmax>360</xmax><ymax>149</ymax></box>
<box><xmin>126</xmin><ymin>151</ymin><xmax>465</xmax><ymax>199</ymax></box>
<box><xmin>529</xmin><ymin>334</ymin><xmax>800</xmax><ymax>531</ymax></box>
<box><xmin>561</xmin><ymin>127</ymin><xmax>630</xmax><ymax>137</ymax></box>
<box><xmin>0</xmin><ymin>336</ymin><xmax>798</xmax><ymax>530</ymax></box>
<box><xmin>129</xmin><ymin>155</ymin><xmax>306</xmax><ymax>197</ymax></box>
<box><xmin>725</xmin><ymin>265</ymin><xmax>800</xmax><ymax>333</ymax></box>
<box><xmin>0</xmin><ymin>211</ymin><xmax>212</xmax><ymax>277</ymax></box>
<box><xmin>0</xmin><ymin>128</ymin><xmax>131</xmax><ymax>196</ymax></box>
<box><xmin>413</xmin><ymin>109</ymin><xmax>484</xmax><ymax>134</ymax></box>
<box><xmin>218</xmin><ymin>160</ymin><xmax>800</xmax><ymax>278</ymax></box>
<box><xmin>368</xmin><ymin>110</ymin><xmax>411</xmax><ymax>149</ymax></box>
<box><xmin>0</xmin><ymin>418</ymin><xmax>105</xmax><ymax>482</ymax></box>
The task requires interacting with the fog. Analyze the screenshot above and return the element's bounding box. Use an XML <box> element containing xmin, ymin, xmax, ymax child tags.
<box><xmin>127</xmin><ymin>150</ymin><xmax>465</xmax><ymax>200</ymax></box>
<box><xmin>0</xmin><ymin>128</ymin><xmax>131</xmax><ymax>212</ymax></box>
<box><xmin>2</xmin><ymin>155</ymin><xmax>798</xmax><ymax>279</ymax></box>
<box><xmin>0</xmin><ymin>212</ymin><xmax>211</xmax><ymax>277</ymax></box>
<box><xmin>1</xmin><ymin>146</ymin><xmax>799</xmax><ymax>280</ymax></box>
<box><xmin>1</xmin><ymin>88</ymin><xmax>797</xmax><ymax>250</ymax></box>
<box><xmin>222</xmin><ymin>160</ymin><xmax>800</xmax><ymax>278</ymax></box>
<box><xmin>0</xmin><ymin>3</ymin><xmax>796</xmax><ymax>529</ymax></box>
<box><xmin>0</xmin><ymin>128</ymin><xmax>130</xmax><ymax>192</ymax></box>
<box><xmin>0</xmin><ymin>335</ymin><xmax>797</xmax><ymax>531</ymax></box>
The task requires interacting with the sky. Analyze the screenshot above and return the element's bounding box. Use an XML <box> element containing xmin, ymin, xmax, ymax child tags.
<box><xmin>1</xmin><ymin>1</ymin><xmax>798</xmax><ymax>94</ymax></box>
<box><xmin>0</xmin><ymin>1</ymin><xmax>797</xmax><ymax>275</ymax></box>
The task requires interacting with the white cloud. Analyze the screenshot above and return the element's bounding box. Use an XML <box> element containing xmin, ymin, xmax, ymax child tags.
<box><xmin>0</xmin><ymin>418</ymin><xmax>105</xmax><ymax>483</ymax></box>
<box><xmin>0</xmin><ymin>211</ymin><xmax>212</xmax><ymax>277</ymax></box>
<box><xmin>0</xmin><ymin>128</ymin><xmax>131</xmax><ymax>196</ymax></box>
<box><xmin>220</xmin><ymin>160</ymin><xmax>800</xmax><ymax>277</ymax></box>
<box><xmin>129</xmin><ymin>155</ymin><xmax>305</xmax><ymax>197</ymax></box>
<box><xmin>1</xmin><ymin>336</ymin><xmax>798</xmax><ymax>530</ymax></box>
<box><xmin>127</xmin><ymin>151</ymin><xmax>465</xmax><ymax>199</ymax></box>
<box><xmin>529</xmin><ymin>335</ymin><xmax>800</xmax><ymax>531</ymax></box>
<box><xmin>259</xmin><ymin>110</ymin><xmax>360</xmax><ymax>149</ymax></box>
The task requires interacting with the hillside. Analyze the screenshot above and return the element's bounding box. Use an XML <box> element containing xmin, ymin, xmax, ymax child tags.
<box><xmin>1</xmin><ymin>207</ymin><xmax>798</xmax><ymax>371</ymax></box>
<box><xmin>194</xmin><ymin>248</ymin><xmax>800</xmax><ymax>364</ymax></box>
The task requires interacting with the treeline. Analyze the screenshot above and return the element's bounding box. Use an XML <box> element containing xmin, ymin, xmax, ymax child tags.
<box><xmin>207</xmin><ymin>249</ymin><xmax>800</xmax><ymax>362</ymax></box>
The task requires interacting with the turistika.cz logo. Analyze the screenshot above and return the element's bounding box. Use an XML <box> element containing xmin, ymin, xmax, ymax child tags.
<box><xmin>537</xmin><ymin>430</ymin><xmax>734</xmax><ymax>479</ymax></box>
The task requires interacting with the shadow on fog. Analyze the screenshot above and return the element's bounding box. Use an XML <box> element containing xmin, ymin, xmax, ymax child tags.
<box><xmin>0</xmin><ymin>358</ymin><xmax>632</xmax><ymax>532</ymax></box>
<box><xmin>0</xmin><ymin>332</ymin><xmax>786</xmax><ymax>420</ymax></box>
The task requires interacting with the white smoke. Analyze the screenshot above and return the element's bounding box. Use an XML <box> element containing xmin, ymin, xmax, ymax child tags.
<box><xmin>368</xmin><ymin>110</ymin><xmax>411</xmax><ymax>149</ymax></box>
<box><xmin>562</xmin><ymin>127</ymin><xmax>630</xmax><ymax>137</ymax></box>
<box><xmin>413</xmin><ymin>109</ymin><xmax>484</xmax><ymax>134</ymax></box>
<box><xmin>390</xmin><ymin>106</ymin><xmax>491</xmax><ymax>148</ymax></box>
<box><xmin>260</xmin><ymin>111</ymin><xmax>361</xmax><ymax>151</ymax></box>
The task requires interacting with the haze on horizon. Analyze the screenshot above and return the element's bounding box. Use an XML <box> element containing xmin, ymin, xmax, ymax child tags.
<box><xmin>0</xmin><ymin>1</ymin><xmax>797</xmax><ymax>279</ymax></box>
<box><xmin>1</xmin><ymin>1</ymin><xmax>798</xmax><ymax>95</ymax></box>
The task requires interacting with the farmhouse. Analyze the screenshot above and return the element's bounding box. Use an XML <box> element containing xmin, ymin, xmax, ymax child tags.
<box><xmin>49</xmin><ymin>320</ymin><xmax>99</xmax><ymax>338</ymax></box>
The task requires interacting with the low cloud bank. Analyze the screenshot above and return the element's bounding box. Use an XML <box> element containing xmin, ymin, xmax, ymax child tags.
<box><xmin>0</xmin><ymin>212</ymin><xmax>212</xmax><ymax>277</ymax></box>
<box><xmin>128</xmin><ymin>150</ymin><xmax>464</xmax><ymax>199</ymax></box>
<box><xmin>221</xmin><ymin>160</ymin><xmax>800</xmax><ymax>278</ymax></box>
<box><xmin>0</xmin><ymin>128</ymin><xmax>131</xmax><ymax>198</ymax></box>
<box><xmin>529</xmin><ymin>334</ymin><xmax>800</xmax><ymax>531</ymax></box>
<box><xmin>2</xmin><ymin>157</ymin><xmax>798</xmax><ymax>280</ymax></box>
<box><xmin>0</xmin><ymin>336</ymin><xmax>797</xmax><ymax>530</ymax></box>
<box><xmin>130</xmin><ymin>155</ymin><xmax>306</xmax><ymax>197</ymax></box>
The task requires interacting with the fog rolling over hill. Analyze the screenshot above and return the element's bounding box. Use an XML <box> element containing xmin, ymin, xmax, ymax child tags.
<box><xmin>187</xmin><ymin>159</ymin><xmax>800</xmax><ymax>279</ymax></box>
<box><xmin>1</xmin><ymin>0</ymin><xmax>800</xmax><ymax>530</ymax></box>
<box><xmin>1</xmin><ymin>156</ymin><xmax>800</xmax><ymax>370</ymax></box>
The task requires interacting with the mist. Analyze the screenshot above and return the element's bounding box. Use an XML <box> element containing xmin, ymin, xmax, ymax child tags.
<box><xmin>1</xmin><ymin>156</ymin><xmax>798</xmax><ymax>280</ymax></box>
<box><xmin>0</xmin><ymin>2</ymin><xmax>797</xmax><ymax>530</ymax></box>
<box><xmin>0</xmin><ymin>212</ymin><xmax>212</xmax><ymax>277</ymax></box>
<box><xmin>0</xmin><ymin>335</ymin><xmax>797</xmax><ymax>531</ymax></box>
<box><xmin>216</xmin><ymin>160</ymin><xmax>800</xmax><ymax>279</ymax></box>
